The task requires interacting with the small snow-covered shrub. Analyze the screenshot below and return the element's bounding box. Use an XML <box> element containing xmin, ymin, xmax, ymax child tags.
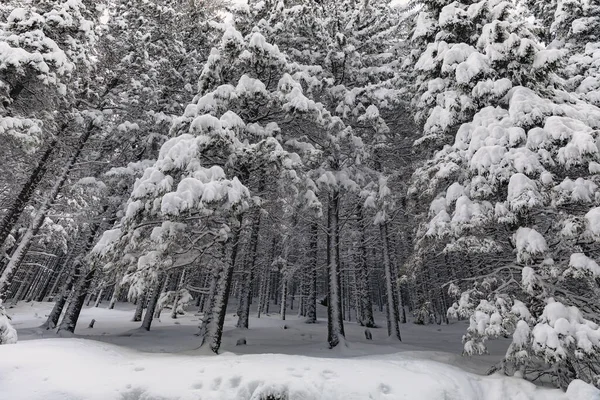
<box><xmin>0</xmin><ymin>300</ymin><xmax>17</xmax><ymax>345</ymax></box>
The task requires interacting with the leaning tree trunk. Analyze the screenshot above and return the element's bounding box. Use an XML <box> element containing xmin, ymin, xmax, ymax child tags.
<box><xmin>381</xmin><ymin>221</ymin><xmax>402</xmax><ymax>341</ymax></box>
<box><xmin>142</xmin><ymin>273</ymin><xmax>166</xmax><ymax>331</ymax></box>
<box><xmin>154</xmin><ymin>272</ymin><xmax>171</xmax><ymax>319</ymax></box>
<box><xmin>94</xmin><ymin>286</ymin><xmax>104</xmax><ymax>308</ymax></box>
<box><xmin>236</xmin><ymin>208</ymin><xmax>261</xmax><ymax>328</ymax></box>
<box><xmin>0</xmin><ymin>137</ymin><xmax>59</xmax><ymax>250</ymax></box>
<box><xmin>199</xmin><ymin>217</ymin><xmax>242</xmax><ymax>353</ymax></box>
<box><xmin>41</xmin><ymin>258</ymin><xmax>84</xmax><ymax>330</ymax></box>
<box><xmin>108</xmin><ymin>271</ymin><xmax>125</xmax><ymax>310</ymax></box>
<box><xmin>327</xmin><ymin>189</ymin><xmax>345</xmax><ymax>348</ymax></box>
<box><xmin>0</xmin><ymin>123</ymin><xmax>94</xmax><ymax>300</ymax></box>
<box><xmin>356</xmin><ymin>203</ymin><xmax>375</xmax><ymax>327</ymax></box>
<box><xmin>57</xmin><ymin>267</ymin><xmax>96</xmax><ymax>334</ymax></box>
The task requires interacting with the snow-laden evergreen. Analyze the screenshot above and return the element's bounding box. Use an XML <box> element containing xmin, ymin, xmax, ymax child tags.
<box><xmin>407</xmin><ymin>0</ymin><xmax>600</xmax><ymax>389</ymax></box>
<box><xmin>2</xmin><ymin>0</ymin><xmax>600</xmax><ymax>395</ymax></box>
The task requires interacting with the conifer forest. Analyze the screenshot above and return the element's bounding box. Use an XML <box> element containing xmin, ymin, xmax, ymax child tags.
<box><xmin>1</xmin><ymin>1</ymin><xmax>600</xmax><ymax>399</ymax></box>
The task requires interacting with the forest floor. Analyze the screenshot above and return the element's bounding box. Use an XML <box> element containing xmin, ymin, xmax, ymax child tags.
<box><xmin>0</xmin><ymin>301</ymin><xmax>596</xmax><ymax>399</ymax></box>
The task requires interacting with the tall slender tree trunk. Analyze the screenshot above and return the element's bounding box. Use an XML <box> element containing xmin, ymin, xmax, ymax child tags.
<box><xmin>257</xmin><ymin>269</ymin><xmax>267</xmax><ymax>318</ymax></box>
<box><xmin>142</xmin><ymin>273</ymin><xmax>166</xmax><ymax>331</ymax></box>
<box><xmin>203</xmin><ymin>268</ymin><xmax>218</xmax><ymax>314</ymax></box>
<box><xmin>237</xmin><ymin>208</ymin><xmax>261</xmax><ymax>328</ymax></box>
<box><xmin>155</xmin><ymin>273</ymin><xmax>171</xmax><ymax>318</ymax></box>
<box><xmin>0</xmin><ymin>123</ymin><xmax>94</xmax><ymax>300</ymax></box>
<box><xmin>356</xmin><ymin>203</ymin><xmax>375</xmax><ymax>327</ymax></box>
<box><xmin>171</xmin><ymin>269</ymin><xmax>187</xmax><ymax>319</ymax></box>
<box><xmin>280</xmin><ymin>277</ymin><xmax>287</xmax><ymax>320</ymax></box>
<box><xmin>94</xmin><ymin>287</ymin><xmax>104</xmax><ymax>307</ymax></box>
<box><xmin>381</xmin><ymin>222</ymin><xmax>401</xmax><ymax>341</ymax></box>
<box><xmin>132</xmin><ymin>289</ymin><xmax>147</xmax><ymax>322</ymax></box>
<box><xmin>306</xmin><ymin>222</ymin><xmax>318</xmax><ymax>323</ymax></box>
<box><xmin>327</xmin><ymin>189</ymin><xmax>345</xmax><ymax>348</ymax></box>
<box><xmin>109</xmin><ymin>272</ymin><xmax>124</xmax><ymax>310</ymax></box>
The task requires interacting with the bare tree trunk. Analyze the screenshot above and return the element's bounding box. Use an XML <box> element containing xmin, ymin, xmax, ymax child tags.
<box><xmin>306</xmin><ymin>222</ymin><xmax>318</xmax><ymax>323</ymax></box>
<box><xmin>237</xmin><ymin>208</ymin><xmax>261</xmax><ymax>328</ymax></box>
<box><xmin>381</xmin><ymin>222</ymin><xmax>401</xmax><ymax>341</ymax></box>
<box><xmin>132</xmin><ymin>289</ymin><xmax>147</xmax><ymax>322</ymax></box>
<box><xmin>356</xmin><ymin>203</ymin><xmax>375</xmax><ymax>327</ymax></box>
<box><xmin>327</xmin><ymin>189</ymin><xmax>345</xmax><ymax>348</ymax></box>
<box><xmin>57</xmin><ymin>267</ymin><xmax>96</xmax><ymax>334</ymax></box>
<box><xmin>257</xmin><ymin>268</ymin><xmax>267</xmax><ymax>318</ymax></box>
<box><xmin>170</xmin><ymin>269</ymin><xmax>186</xmax><ymax>319</ymax></box>
<box><xmin>142</xmin><ymin>273</ymin><xmax>166</xmax><ymax>331</ymax></box>
<box><xmin>155</xmin><ymin>273</ymin><xmax>171</xmax><ymax>318</ymax></box>
<box><xmin>199</xmin><ymin>216</ymin><xmax>242</xmax><ymax>354</ymax></box>
<box><xmin>94</xmin><ymin>286</ymin><xmax>104</xmax><ymax>308</ymax></box>
<box><xmin>108</xmin><ymin>272</ymin><xmax>124</xmax><ymax>310</ymax></box>
<box><xmin>280</xmin><ymin>277</ymin><xmax>287</xmax><ymax>321</ymax></box>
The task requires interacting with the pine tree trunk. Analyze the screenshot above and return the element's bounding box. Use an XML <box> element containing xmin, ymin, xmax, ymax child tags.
<box><xmin>257</xmin><ymin>269</ymin><xmax>266</xmax><ymax>318</ymax></box>
<box><xmin>171</xmin><ymin>269</ymin><xmax>186</xmax><ymax>319</ymax></box>
<box><xmin>41</xmin><ymin>259</ymin><xmax>82</xmax><ymax>330</ymax></box>
<box><xmin>57</xmin><ymin>267</ymin><xmax>95</xmax><ymax>334</ymax></box>
<box><xmin>203</xmin><ymin>265</ymin><xmax>218</xmax><ymax>314</ymax></box>
<box><xmin>356</xmin><ymin>203</ymin><xmax>375</xmax><ymax>327</ymax></box>
<box><xmin>94</xmin><ymin>287</ymin><xmax>104</xmax><ymax>307</ymax></box>
<box><xmin>154</xmin><ymin>273</ymin><xmax>171</xmax><ymax>319</ymax></box>
<box><xmin>142</xmin><ymin>273</ymin><xmax>166</xmax><ymax>331</ymax></box>
<box><xmin>132</xmin><ymin>289</ymin><xmax>147</xmax><ymax>322</ymax></box>
<box><xmin>0</xmin><ymin>123</ymin><xmax>94</xmax><ymax>300</ymax></box>
<box><xmin>306</xmin><ymin>222</ymin><xmax>318</xmax><ymax>323</ymax></box>
<box><xmin>237</xmin><ymin>208</ymin><xmax>261</xmax><ymax>328</ymax></box>
<box><xmin>109</xmin><ymin>272</ymin><xmax>124</xmax><ymax>310</ymax></box>
<box><xmin>280</xmin><ymin>278</ymin><xmax>287</xmax><ymax>320</ymax></box>
<box><xmin>327</xmin><ymin>189</ymin><xmax>345</xmax><ymax>348</ymax></box>
<box><xmin>381</xmin><ymin>222</ymin><xmax>401</xmax><ymax>341</ymax></box>
<box><xmin>199</xmin><ymin>217</ymin><xmax>242</xmax><ymax>353</ymax></box>
<box><xmin>264</xmin><ymin>270</ymin><xmax>272</xmax><ymax>315</ymax></box>
<box><xmin>398</xmin><ymin>281</ymin><xmax>407</xmax><ymax>323</ymax></box>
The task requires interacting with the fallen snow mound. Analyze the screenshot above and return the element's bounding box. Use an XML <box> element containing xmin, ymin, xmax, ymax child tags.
<box><xmin>0</xmin><ymin>339</ymin><xmax>597</xmax><ymax>400</ymax></box>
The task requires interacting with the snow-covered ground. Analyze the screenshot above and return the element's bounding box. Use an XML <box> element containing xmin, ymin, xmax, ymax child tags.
<box><xmin>1</xmin><ymin>302</ymin><xmax>598</xmax><ymax>399</ymax></box>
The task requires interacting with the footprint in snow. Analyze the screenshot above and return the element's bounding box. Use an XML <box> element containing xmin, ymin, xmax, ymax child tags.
<box><xmin>191</xmin><ymin>382</ymin><xmax>203</xmax><ymax>390</ymax></box>
<box><xmin>133</xmin><ymin>367</ymin><xmax>145</xmax><ymax>372</ymax></box>
<box><xmin>378</xmin><ymin>383</ymin><xmax>392</xmax><ymax>394</ymax></box>
<box><xmin>211</xmin><ymin>377</ymin><xmax>222</xmax><ymax>390</ymax></box>
<box><xmin>229</xmin><ymin>376</ymin><xmax>242</xmax><ymax>388</ymax></box>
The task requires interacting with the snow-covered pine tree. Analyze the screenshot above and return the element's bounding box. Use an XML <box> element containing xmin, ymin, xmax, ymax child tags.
<box><xmin>0</xmin><ymin>300</ymin><xmax>17</xmax><ymax>345</ymax></box>
<box><xmin>408</xmin><ymin>0</ymin><xmax>600</xmax><ymax>389</ymax></box>
<box><xmin>554</xmin><ymin>0</ymin><xmax>600</xmax><ymax>107</ymax></box>
<box><xmin>0</xmin><ymin>0</ymin><xmax>98</xmax><ymax>254</ymax></box>
<box><xmin>48</xmin><ymin>0</ymin><xmax>226</xmax><ymax>332</ymax></box>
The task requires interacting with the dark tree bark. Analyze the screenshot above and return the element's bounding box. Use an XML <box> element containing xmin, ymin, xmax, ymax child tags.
<box><xmin>327</xmin><ymin>189</ymin><xmax>345</xmax><ymax>348</ymax></box>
